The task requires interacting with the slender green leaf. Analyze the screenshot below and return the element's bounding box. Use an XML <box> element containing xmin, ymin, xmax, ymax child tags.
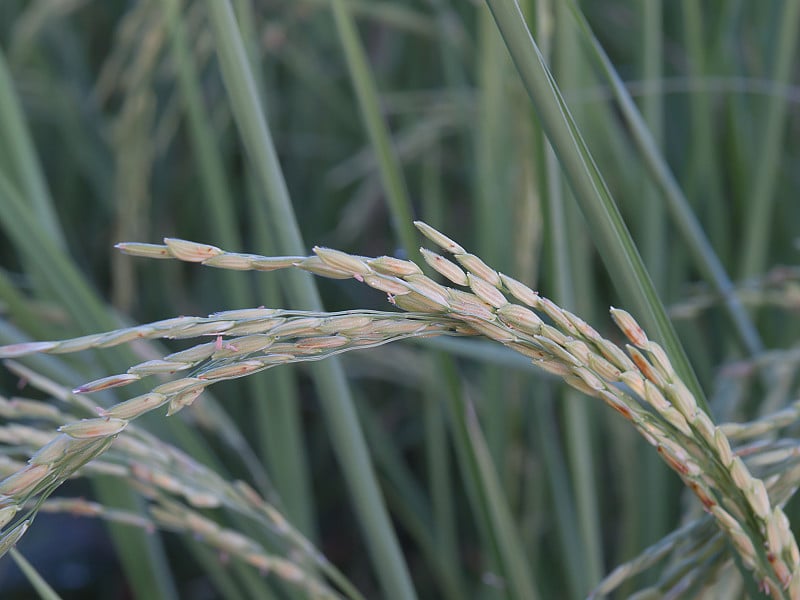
<box><xmin>484</xmin><ymin>0</ymin><xmax>708</xmax><ymax>412</ymax></box>
<box><xmin>565</xmin><ymin>2</ymin><xmax>764</xmax><ymax>359</ymax></box>
<box><xmin>9</xmin><ymin>549</ymin><xmax>63</xmax><ymax>600</ymax></box>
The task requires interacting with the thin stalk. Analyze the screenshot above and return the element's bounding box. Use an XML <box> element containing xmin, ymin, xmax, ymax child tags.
<box><xmin>565</xmin><ymin>3</ymin><xmax>763</xmax><ymax>359</ymax></box>
<box><xmin>9</xmin><ymin>549</ymin><xmax>63</xmax><ymax>600</ymax></box>
<box><xmin>547</xmin><ymin>132</ymin><xmax>603</xmax><ymax>593</ymax></box>
<box><xmin>738</xmin><ymin>0</ymin><xmax>800</xmax><ymax>278</ymax></box>
<box><xmin>204</xmin><ymin>3</ymin><xmax>416</xmax><ymax>598</ymax></box>
<box><xmin>246</xmin><ymin>174</ymin><xmax>313</xmax><ymax>537</ymax></box>
<box><xmin>423</xmin><ymin>388</ymin><xmax>464</xmax><ymax>600</ymax></box>
<box><xmin>0</xmin><ymin>172</ymin><xmax>180</xmax><ymax>600</ymax></box>
<box><xmin>485</xmin><ymin>0</ymin><xmax>708</xmax><ymax>412</ymax></box>
<box><xmin>0</xmin><ymin>50</ymin><xmax>65</xmax><ymax>249</ymax></box>
<box><xmin>440</xmin><ymin>357</ymin><xmax>540</xmax><ymax>600</ymax></box>
<box><xmin>635</xmin><ymin>0</ymin><xmax>670</xmax><ymax>554</ymax></box>
<box><xmin>464</xmin><ymin>398</ymin><xmax>540</xmax><ymax>600</ymax></box>
<box><xmin>162</xmin><ymin>0</ymin><xmax>248</xmax><ymax>302</ymax></box>
<box><xmin>162</xmin><ymin>0</ymin><xmax>313</xmax><ymax>537</ymax></box>
<box><xmin>474</xmin><ymin>6</ymin><xmax>511</xmax><ymax>488</ymax></box>
<box><xmin>638</xmin><ymin>0</ymin><xmax>666</xmax><ymax>293</ymax></box>
<box><xmin>329</xmin><ymin>8</ymin><xmax>467</xmax><ymax>598</ymax></box>
<box><xmin>475</xmin><ymin>8</ymin><xmax>511</xmax><ymax>269</ymax></box>
<box><xmin>532</xmin><ymin>392</ymin><xmax>584</xmax><ymax>600</ymax></box>
<box><xmin>235</xmin><ymin>0</ymin><xmax>317</xmax><ymax>539</ymax></box>
<box><xmin>680</xmin><ymin>0</ymin><xmax>728</xmax><ymax>257</ymax></box>
<box><xmin>547</xmin><ymin>4</ymin><xmax>604</xmax><ymax>588</ymax></box>
<box><xmin>330</xmin><ymin>0</ymin><xmax>418</xmax><ymax>253</ymax></box>
<box><xmin>421</xmin><ymin>149</ymin><xmax>465</xmax><ymax>599</ymax></box>
<box><xmin>358</xmin><ymin>396</ymin><xmax>463</xmax><ymax>600</ymax></box>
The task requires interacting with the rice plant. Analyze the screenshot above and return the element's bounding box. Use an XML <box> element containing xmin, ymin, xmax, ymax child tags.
<box><xmin>0</xmin><ymin>0</ymin><xmax>798</xmax><ymax>598</ymax></box>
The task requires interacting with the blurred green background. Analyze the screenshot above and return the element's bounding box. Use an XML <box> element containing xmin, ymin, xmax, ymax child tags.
<box><xmin>0</xmin><ymin>0</ymin><xmax>798</xmax><ymax>598</ymax></box>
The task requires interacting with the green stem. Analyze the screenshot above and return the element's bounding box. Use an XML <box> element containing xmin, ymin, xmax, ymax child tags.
<box><xmin>565</xmin><ymin>2</ymin><xmax>763</xmax><ymax>359</ymax></box>
<box><xmin>330</xmin><ymin>0</ymin><xmax>418</xmax><ymax>254</ymax></box>
<box><xmin>484</xmin><ymin>0</ymin><xmax>708</xmax><ymax>413</ymax></box>
<box><xmin>204</xmin><ymin>2</ymin><xmax>416</xmax><ymax>598</ymax></box>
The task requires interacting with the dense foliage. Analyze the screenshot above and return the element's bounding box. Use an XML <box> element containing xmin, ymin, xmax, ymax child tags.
<box><xmin>0</xmin><ymin>1</ymin><xmax>798</xmax><ymax>598</ymax></box>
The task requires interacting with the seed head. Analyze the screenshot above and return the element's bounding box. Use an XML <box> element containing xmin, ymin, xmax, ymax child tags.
<box><xmin>610</xmin><ymin>307</ymin><xmax>648</xmax><ymax>347</ymax></box>
<box><xmin>164</xmin><ymin>342</ymin><xmax>217</xmax><ymax>364</ymax></box>
<box><xmin>456</xmin><ymin>316</ymin><xmax>515</xmax><ymax>342</ymax></box>
<box><xmin>0</xmin><ymin>520</ymin><xmax>30</xmax><ymax>555</ymax></box>
<box><xmin>666</xmin><ymin>381</ymin><xmax>698</xmax><ymax>420</ymax></box>
<box><xmin>102</xmin><ymin>393</ymin><xmax>169</xmax><ymax>419</ymax></box>
<box><xmin>402</xmin><ymin>276</ymin><xmax>450</xmax><ymax>309</ymax></box>
<box><xmin>413</xmin><ymin>221</ymin><xmax>466</xmax><ymax>254</ymax></box>
<box><xmin>0</xmin><ymin>464</ymin><xmax>50</xmax><ymax>496</ymax></box>
<box><xmin>294</xmin><ymin>335</ymin><xmax>349</xmax><ymax>351</ymax></box>
<box><xmin>455</xmin><ymin>254</ymin><xmax>501</xmax><ymax>287</ymax></box>
<box><xmin>29</xmin><ymin>434</ymin><xmax>74</xmax><ymax>465</ymax></box>
<box><xmin>166</xmin><ymin>387</ymin><xmax>206</xmax><ymax>416</ymax></box>
<box><xmin>499</xmin><ymin>273</ymin><xmax>540</xmax><ymax>308</ymax></box>
<box><xmin>419</xmin><ymin>248</ymin><xmax>469</xmax><ymax>286</ymax></box>
<box><xmin>368</xmin><ymin>256</ymin><xmax>423</xmax><ymax>277</ymax></box>
<box><xmin>164</xmin><ymin>238</ymin><xmax>222</xmax><ymax>262</ymax></box>
<box><xmin>249</xmin><ymin>256</ymin><xmax>305</xmax><ymax>271</ymax></box>
<box><xmin>538</xmin><ymin>298</ymin><xmax>580</xmax><ymax>336</ymax></box>
<box><xmin>713</xmin><ymin>429</ymin><xmax>734</xmax><ymax>467</ymax></box>
<box><xmin>446</xmin><ymin>289</ymin><xmax>495</xmax><ymax>320</ymax></box>
<box><xmin>270</xmin><ymin>318</ymin><xmax>325</xmax><ymax>338</ymax></box>
<box><xmin>296</xmin><ymin>256</ymin><xmax>352</xmax><ymax>279</ymax></box>
<box><xmin>0</xmin><ymin>505</ymin><xmax>18</xmax><ymax>529</ymax></box>
<box><xmin>202</xmin><ymin>253</ymin><xmax>259</xmax><ymax>270</ymax></box>
<box><xmin>198</xmin><ymin>360</ymin><xmax>264</xmax><ymax>381</ymax></box>
<box><xmin>643</xmin><ymin>379</ymin><xmax>670</xmax><ymax>412</ymax></box>
<box><xmin>690</xmin><ymin>411</ymin><xmax>717</xmax><ymax>447</ymax></box>
<box><xmin>362</xmin><ymin>273</ymin><xmax>413</xmax><ymax>296</ymax></box>
<box><xmin>729</xmin><ymin>457</ymin><xmax>752</xmax><ymax>492</ymax></box>
<box><xmin>660</xmin><ymin>406</ymin><xmax>692</xmax><ymax>437</ymax></box>
<box><xmin>747</xmin><ymin>479</ymin><xmax>771</xmax><ymax>521</ymax></box>
<box><xmin>73</xmin><ymin>373</ymin><xmax>141</xmax><ymax>394</ymax></box>
<box><xmin>59</xmin><ymin>417</ymin><xmax>128</xmax><ymax>439</ymax></box>
<box><xmin>128</xmin><ymin>360</ymin><xmax>192</xmax><ymax>376</ymax></box>
<box><xmin>467</xmin><ymin>273</ymin><xmax>508</xmax><ymax>308</ymax></box>
<box><xmin>114</xmin><ymin>242</ymin><xmax>171</xmax><ymax>259</ymax></box>
<box><xmin>153</xmin><ymin>377</ymin><xmax>204</xmax><ymax>396</ymax></box>
<box><xmin>496</xmin><ymin>304</ymin><xmax>543</xmax><ymax>334</ymax></box>
<box><xmin>587</xmin><ymin>354</ymin><xmax>621</xmax><ymax>381</ymax></box>
<box><xmin>313</xmin><ymin>247</ymin><xmax>371</xmax><ymax>276</ymax></box>
<box><xmin>571</xmin><ymin>367</ymin><xmax>605</xmax><ymax>391</ymax></box>
<box><xmin>0</xmin><ymin>341</ymin><xmax>58</xmax><ymax>359</ymax></box>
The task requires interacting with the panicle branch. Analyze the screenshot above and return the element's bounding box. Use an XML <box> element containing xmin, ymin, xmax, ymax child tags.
<box><xmin>0</xmin><ymin>222</ymin><xmax>796</xmax><ymax>596</ymax></box>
